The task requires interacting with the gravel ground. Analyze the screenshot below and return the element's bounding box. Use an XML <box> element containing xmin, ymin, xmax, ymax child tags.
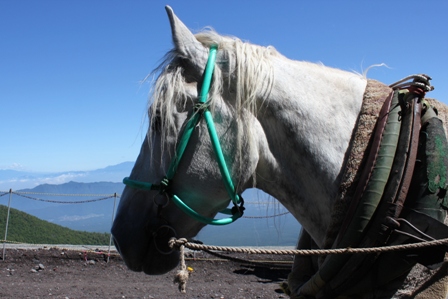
<box><xmin>0</xmin><ymin>246</ymin><xmax>293</xmax><ymax>299</ymax></box>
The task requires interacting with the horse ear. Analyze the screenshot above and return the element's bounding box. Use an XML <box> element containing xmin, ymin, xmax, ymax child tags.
<box><xmin>165</xmin><ymin>6</ymin><xmax>208</xmax><ymax>73</ymax></box>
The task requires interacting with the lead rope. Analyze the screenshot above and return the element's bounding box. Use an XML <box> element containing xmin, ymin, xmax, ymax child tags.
<box><xmin>169</xmin><ymin>238</ymin><xmax>191</xmax><ymax>293</ymax></box>
<box><xmin>168</xmin><ymin>235</ymin><xmax>448</xmax><ymax>293</ymax></box>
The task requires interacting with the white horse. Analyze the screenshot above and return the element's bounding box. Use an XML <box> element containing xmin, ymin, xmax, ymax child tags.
<box><xmin>112</xmin><ymin>6</ymin><xmax>448</xmax><ymax>299</ymax></box>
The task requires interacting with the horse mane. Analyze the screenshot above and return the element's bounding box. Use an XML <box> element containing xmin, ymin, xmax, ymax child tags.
<box><xmin>148</xmin><ymin>30</ymin><xmax>275</xmax><ymax>186</ymax></box>
<box><xmin>194</xmin><ymin>30</ymin><xmax>276</xmax><ymax>120</ymax></box>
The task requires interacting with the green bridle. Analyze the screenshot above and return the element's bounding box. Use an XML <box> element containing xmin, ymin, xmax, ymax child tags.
<box><xmin>123</xmin><ymin>45</ymin><xmax>245</xmax><ymax>225</ymax></box>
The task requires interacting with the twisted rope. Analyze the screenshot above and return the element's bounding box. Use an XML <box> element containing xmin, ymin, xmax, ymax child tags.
<box><xmin>4</xmin><ymin>190</ymin><xmax>120</xmax><ymax>197</ymax></box>
<box><xmin>11</xmin><ymin>192</ymin><xmax>116</xmax><ymax>204</ymax></box>
<box><xmin>170</xmin><ymin>237</ymin><xmax>448</xmax><ymax>256</ymax></box>
<box><xmin>168</xmin><ymin>236</ymin><xmax>448</xmax><ymax>294</ymax></box>
<box><xmin>201</xmin><ymin>248</ymin><xmax>293</xmax><ymax>269</ymax></box>
<box><xmin>169</xmin><ymin>239</ymin><xmax>191</xmax><ymax>293</ymax></box>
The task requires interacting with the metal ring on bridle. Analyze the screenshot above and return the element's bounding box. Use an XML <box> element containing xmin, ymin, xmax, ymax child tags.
<box><xmin>152</xmin><ymin>225</ymin><xmax>177</xmax><ymax>255</ymax></box>
<box><xmin>153</xmin><ymin>193</ymin><xmax>170</xmax><ymax>209</ymax></box>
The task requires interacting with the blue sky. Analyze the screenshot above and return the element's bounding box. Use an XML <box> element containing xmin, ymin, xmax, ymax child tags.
<box><xmin>1</xmin><ymin>0</ymin><xmax>447</xmax><ymax>173</ymax></box>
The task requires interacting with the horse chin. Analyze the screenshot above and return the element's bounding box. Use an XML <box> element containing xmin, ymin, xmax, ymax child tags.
<box><xmin>113</xmin><ymin>234</ymin><xmax>180</xmax><ymax>275</ymax></box>
<box><xmin>142</xmin><ymin>242</ymin><xmax>180</xmax><ymax>275</ymax></box>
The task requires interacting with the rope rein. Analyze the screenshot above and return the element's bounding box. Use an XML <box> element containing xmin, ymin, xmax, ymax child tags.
<box><xmin>168</xmin><ymin>236</ymin><xmax>448</xmax><ymax>291</ymax></box>
<box><xmin>169</xmin><ymin>237</ymin><xmax>448</xmax><ymax>256</ymax></box>
<box><xmin>172</xmin><ymin>241</ymin><xmax>190</xmax><ymax>293</ymax></box>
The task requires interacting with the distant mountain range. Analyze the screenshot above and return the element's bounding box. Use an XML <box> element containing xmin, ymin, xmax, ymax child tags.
<box><xmin>0</xmin><ymin>162</ymin><xmax>132</xmax><ymax>233</ymax></box>
<box><xmin>0</xmin><ymin>162</ymin><xmax>301</xmax><ymax>246</ymax></box>
<box><xmin>1</xmin><ymin>181</ymin><xmax>124</xmax><ymax>233</ymax></box>
<box><xmin>0</xmin><ymin>162</ymin><xmax>134</xmax><ymax>191</ymax></box>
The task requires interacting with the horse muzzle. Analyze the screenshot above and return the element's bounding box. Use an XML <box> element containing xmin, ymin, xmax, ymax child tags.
<box><xmin>112</xmin><ymin>208</ymin><xmax>180</xmax><ymax>275</ymax></box>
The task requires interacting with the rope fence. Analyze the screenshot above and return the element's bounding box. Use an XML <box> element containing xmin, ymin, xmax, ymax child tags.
<box><xmin>0</xmin><ymin>189</ymin><xmax>292</xmax><ymax>262</ymax></box>
<box><xmin>12</xmin><ymin>192</ymin><xmax>116</xmax><ymax>204</ymax></box>
<box><xmin>0</xmin><ymin>189</ymin><xmax>120</xmax><ymax>262</ymax></box>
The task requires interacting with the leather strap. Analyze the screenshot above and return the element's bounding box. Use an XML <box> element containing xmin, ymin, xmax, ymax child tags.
<box><xmin>321</xmin><ymin>93</ymin><xmax>423</xmax><ymax>298</ymax></box>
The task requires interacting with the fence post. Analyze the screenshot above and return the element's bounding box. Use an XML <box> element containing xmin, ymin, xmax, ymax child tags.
<box><xmin>107</xmin><ymin>192</ymin><xmax>118</xmax><ymax>263</ymax></box>
<box><xmin>2</xmin><ymin>189</ymin><xmax>13</xmax><ymax>261</ymax></box>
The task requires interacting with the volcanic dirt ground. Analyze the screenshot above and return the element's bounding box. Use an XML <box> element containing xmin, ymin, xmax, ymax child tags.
<box><xmin>0</xmin><ymin>247</ymin><xmax>293</xmax><ymax>299</ymax></box>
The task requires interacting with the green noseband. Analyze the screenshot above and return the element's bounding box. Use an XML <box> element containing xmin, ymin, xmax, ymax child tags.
<box><xmin>123</xmin><ymin>45</ymin><xmax>245</xmax><ymax>225</ymax></box>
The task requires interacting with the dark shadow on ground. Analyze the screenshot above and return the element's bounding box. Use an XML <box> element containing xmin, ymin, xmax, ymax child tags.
<box><xmin>233</xmin><ymin>265</ymin><xmax>290</xmax><ymax>282</ymax></box>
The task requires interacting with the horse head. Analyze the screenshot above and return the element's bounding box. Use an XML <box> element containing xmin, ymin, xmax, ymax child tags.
<box><xmin>111</xmin><ymin>6</ymin><xmax>270</xmax><ymax>274</ymax></box>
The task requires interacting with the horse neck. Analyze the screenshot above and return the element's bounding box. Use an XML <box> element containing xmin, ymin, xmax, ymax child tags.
<box><xmin>254</xmin><ymin>58</ymin><xmax>367</xmax><ymax>246</ymax></box>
